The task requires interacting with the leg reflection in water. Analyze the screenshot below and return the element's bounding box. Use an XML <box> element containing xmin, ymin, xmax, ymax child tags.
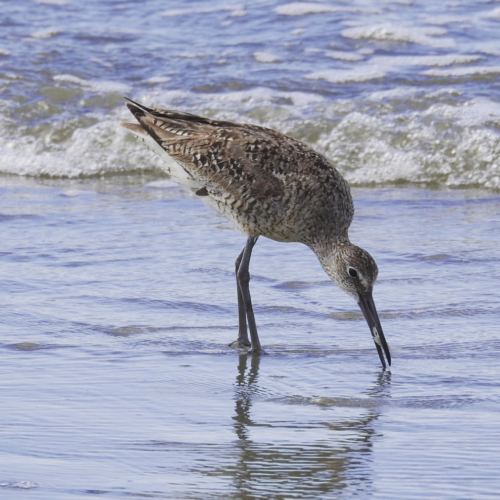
<box><xmin>230</xmin><ymin>354</ymin><xmax>392</xmax><ymax>498</ymax></box>
<box><xmin>233</xmin><ymin>354</ymin><xmax>260</xmax><ymax>444</ymax></box>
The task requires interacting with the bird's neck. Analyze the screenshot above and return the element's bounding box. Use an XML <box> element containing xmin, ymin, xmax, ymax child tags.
<box><xmin>310</xmin><ymin>237</ymin><xmax>350</xmax><ymax>282</ymax></box>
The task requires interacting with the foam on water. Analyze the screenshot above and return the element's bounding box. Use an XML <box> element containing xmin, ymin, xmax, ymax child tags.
<box><xmin>341</xmin><ymin>24</ymin><xmax>456</xmax><ymax>48</ymax></box>
<box><xmin>483</xmin><ymin>7</ymin><xmax>500</xmax><ymax>20</ymax></box>
<box><xmin>53</xmin><ymin>74</ymin><xmax>132</xmax><ymax>94</ymax></box>
<box><xmin>306</xmin><ymin>67</ymin><xmax>387</xmax><ymax>83</ymax></box>
<box><xmin>2</xmin><ymin>85</ymin><xmax>499</xmax><ymax>188</ymax></box>
<box><xmin>253</xmin><ymin>52</ymin><xmax>282</xmax><ymax>63</ymax></box>
<box><xmin>325</xmin><ymin>50</ymin><xmax>365</xmax><ymax>62</ymax></box>
<box><xmin>275</xmin><ymin>2</ymin><xmax>344</xmax><ymax>16</ymax></box>
<box><xmin>145</xmin><ymin>76</ymin><xmax>172</xmax><ymax>85</ymax></box>
<box><xmin>423</xmin><ymin>65</ymin><xmax>500</xmax><ymax>78</ymax></box>
<box><xmin>371</xmin><ymin>54</ymin><xmax>482</xmax><ymax>67</ymax></box>
<box><xmin>28</xmin><ymin>28</ymin><xmax>61</xmax><ymax>40</ymax></box>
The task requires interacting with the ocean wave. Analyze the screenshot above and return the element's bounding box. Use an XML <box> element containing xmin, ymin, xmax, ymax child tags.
<box><xmin>1</xmin><ymin>88</ymin><xmax>499</xmax><ymax>189</ymax></box>
<box><xmin>53</xmin><ymin>74</ymin><xmax>132</xmax><ymax>94</ymax></box>
<box><xmin>341</xmin><ymin>24</ymin><xmax>456</xmax><ymax>48</ymax></box>
<box><xmin>423</xmin><ymin>65</ymin><xmax>500</xmax><ymax>78</ymax></box>
<box><xmin>306</xmin><ymin>68</ymin><xmax>387</xmax><ymax>83</ymax></box>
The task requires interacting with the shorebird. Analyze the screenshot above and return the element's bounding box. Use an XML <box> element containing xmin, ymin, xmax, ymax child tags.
<box><xmin>122</xmin><ymin>98</ymin><xmax>391</xmax><ymax>368</ymax></box>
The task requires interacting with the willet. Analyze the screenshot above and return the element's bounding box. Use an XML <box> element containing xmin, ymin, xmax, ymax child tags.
<box><xmin>122</xmin><ymin>99</ymin><xmax>391</xmax><ymax>368</ymax></box>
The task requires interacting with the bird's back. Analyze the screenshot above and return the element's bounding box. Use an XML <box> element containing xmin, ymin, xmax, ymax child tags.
<box><xmin>123</xmin><ymin>100</ymin><xmax>354</xmax><ymax>245</ymax></box>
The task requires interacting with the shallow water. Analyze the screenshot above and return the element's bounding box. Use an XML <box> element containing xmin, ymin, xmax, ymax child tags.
<box><xmin>1</xmin><ymin>176</ymin><xmax>499</xmax><ymax>499</ymax></box>
<box><xmin>1</xmin><ymin>0</ymin><xmax>500</xmax><ymax>498</ymax></box>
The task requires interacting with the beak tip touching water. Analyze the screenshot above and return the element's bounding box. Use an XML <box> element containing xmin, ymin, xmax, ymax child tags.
<box><xmin>358</xmin><ymin>292</ymin><xmax>391</xmax><ymax>369</ymax></box>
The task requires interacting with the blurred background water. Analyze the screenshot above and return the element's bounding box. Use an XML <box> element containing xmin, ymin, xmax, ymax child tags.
<box><xmin>1</xmin><ymin>0</ymin><xmax>500</xmax><ymax>498</ymax></box>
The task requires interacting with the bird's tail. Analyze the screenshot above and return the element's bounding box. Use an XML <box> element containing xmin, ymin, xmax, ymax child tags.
<box><xmin>121</xmin><ymin>99</ymin><xmax>201</xmax><ymax>190</ymax></box>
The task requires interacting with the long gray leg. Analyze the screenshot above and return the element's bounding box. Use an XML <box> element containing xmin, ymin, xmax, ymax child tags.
<box><xmin>229</xmin><ymin>247</ymin><xmax>251</xmax><ymax>349</ymax></box>
<box><xmin>237</xmin><ymin>236</ymin><xmax>264</xmax><ymax>354</ymax></box>
<box><xmin>229</xmin><ymin>236</ymin><xmax>264</xmax><ymax>353</ymax></box>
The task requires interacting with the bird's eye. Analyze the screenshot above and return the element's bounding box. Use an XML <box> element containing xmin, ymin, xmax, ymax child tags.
<box><xmin>348</xmin><ymin>267</ymin><xmax>358</xmax><ymax>278</ymax></box>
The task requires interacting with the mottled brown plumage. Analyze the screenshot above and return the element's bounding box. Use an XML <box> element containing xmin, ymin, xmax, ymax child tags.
<box><xmin>122</xmin><ymin>99</ymin><xmax>391</xmax><ymax>368</ymax></box>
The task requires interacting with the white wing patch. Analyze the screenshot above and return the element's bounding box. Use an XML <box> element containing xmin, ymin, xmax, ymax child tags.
<box><xmin>122</xmin><ymin>122</ymin><xmax>201</xmax><ymax>191</ymax></box>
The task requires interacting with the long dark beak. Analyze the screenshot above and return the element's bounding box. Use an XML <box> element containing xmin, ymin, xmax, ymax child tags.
<box><xmin>358</xmin><ymin>292</ymin><xmax>391</xmax><ymax>369</ymax></box>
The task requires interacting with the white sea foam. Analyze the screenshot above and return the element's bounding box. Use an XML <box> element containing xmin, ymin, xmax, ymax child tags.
<box><xmin>2</xmin><ymin>86</ymin><xmax>500</xmax><ymax>189</ymax></box>
<box><xmin>161</xmin><ymin>6</ymin><xmax>248</xmax><ymax>18</ymax></box>
<box><xmin>53</xmin><ymin>74</ymin><xmax>131</xmax><ymax>94</ymax></box>
<box><xmin>424</xmin><ymin>99</ymin><xmax>500</xmax><ymax>127</ymax></box>
<box><xmin>325</xmin><ymin>50</ymin><xmax>364</xmax><ymax>62</ymax></box>
<box><xmin>483</xmin><ymin>7</ymin><xmax>500</xmax><ymax>20</ymax></box>
<box><xmin>275</xmin><ymin>2</ymin><xmax>341</xmax><ymax>16</ymax></box>
<box><xmin>253</xmin><ymin>52</ymin><xmax>281</xmax><ymax>63</ymax></box>
<box><xmin>342</xmin><ymin>24</ymin><xmax>456</xmax><ymax>48</ymax></box>
<box><xmin>304</xmin><ymin>48</ymin><xmax>322</xmax><ymax>54</ymax></box>
<box><xmin>372</xmin><ymin>54</ymin><xmax>482</xmax><ymax>68</ymax></box>
<box><xmin>160</xmin><ymin>87</ymin><xmax>326</xmax><ymax>107</ymax></box>
<box><xmin>53</xmin><ymin>74</ymin><xmax>88</xmax><ymax>85</ymax></box>
<box><xmin>29</xmin><ymin>28</ymin><xmax>61</xmax><ymax>39</ymax></box>
<box><xmin>306</xmin><ymin>67</ymin><xmax>386</xmax><ymax>83</ymax></box>
<box><xmin>145</xmin><ymin>76</ymin><xmax>172</xmax><ymax>84</ymax></box>
<box><xmin>0</xmin><ymin>48</ymin><xmax>11</xmax><ymax>56</ymax></box>
<box><xmin>0</xmin><ymin>115</ymin><xmax>164</xmax><ymax>178</ymax></box>
<box><xmin>316</xmin><ymin>98</ymin><xmax>500</xmax><ymax>189</ymax></box>
<box><xmin>177</xmin><ymin>52</ymin><xmax>207</xmax><ymax>59</ymax></box>
<box><xmin>423</xmin><ymin>65</ymin><xmax>500</xmax><ymax>77</ymax></box>
<box><xmin>0</xmin><ymin>88</ymin><xmax>323</xmax><ymax>178</ymax></box>
<box><xmin>230</xmin><ymin>9</ymin><xmax>247</xmax><ymax>17</ymax></box>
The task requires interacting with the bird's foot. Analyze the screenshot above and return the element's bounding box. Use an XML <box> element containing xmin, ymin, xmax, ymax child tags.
<box><xmin>228</xmin><ymin>339</ymin><xmax>267</xmax><ymax>355</ymax></box>
<box><xmin>228</xmin><ymin>339</ymin><xmax>252</xmax><ymax>349</ymax></box>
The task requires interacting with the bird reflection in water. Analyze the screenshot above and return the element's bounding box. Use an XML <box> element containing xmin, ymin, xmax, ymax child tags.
<box><xmin>230</xmin><ymin>354</ymin><xmax>391</xmax><ymax>498</ymax></box>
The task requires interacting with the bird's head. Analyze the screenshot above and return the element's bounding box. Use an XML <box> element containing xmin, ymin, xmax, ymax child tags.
<box><xmin>313</xmin><ymin>242</ymin><xmax>391</xmax><ymax>368</ymax></box>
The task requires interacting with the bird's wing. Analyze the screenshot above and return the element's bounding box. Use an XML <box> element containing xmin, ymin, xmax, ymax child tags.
<box><xmin>122</xmin><ymin>100</ymin><xmax>353</xmax><ymax>230</ymax></box>
<box><xmin>123</xmin><ymin>99</ymin><xmax>286</xmax><ymax>201</ymax></box>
